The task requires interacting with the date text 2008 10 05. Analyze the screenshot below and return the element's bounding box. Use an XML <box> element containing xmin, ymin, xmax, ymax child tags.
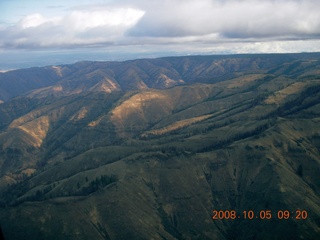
<box><xmin>212</xmin><ymin>210</ymin><xmax>308</xmax><ymax>220</ymax></box>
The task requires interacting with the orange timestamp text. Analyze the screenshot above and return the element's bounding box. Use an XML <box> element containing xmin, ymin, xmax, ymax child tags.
<box><xmin>212</xmin><ymin>210</ymin><xmax>308</xmax><ymax>220</ymax></box>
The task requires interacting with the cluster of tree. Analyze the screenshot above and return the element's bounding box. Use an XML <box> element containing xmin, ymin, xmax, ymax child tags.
<box><xmin>1</xmin><ymin>174</ymin><xmax>119</xmax><ymax>206</ymax></box>
<box><xmin>2</xmin><ymin>183</ymin><xmax>56</xmax><ymax>206</ymax></box>
<box><xmin>77</xmin><ymin>175</ymin><xmax>118</xmax><ymax>196</ymax></box>
<box><xmin>276</xmin><ymin>85</ymin><xmax>320</xmax><ymax>117</ymax></box>
<box><xmin>196</xmin><ymin>122</ymin><xmax>271</xmax><ymax>153</ymax></box>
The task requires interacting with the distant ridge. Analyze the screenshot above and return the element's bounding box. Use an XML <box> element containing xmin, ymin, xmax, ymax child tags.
<box><xmin>1</xmin><ymin>52</ymin><xmax>320</xmax><ymax>101</ymax></box>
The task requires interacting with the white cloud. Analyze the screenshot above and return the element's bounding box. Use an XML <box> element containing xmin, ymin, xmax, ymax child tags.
<box><xmin>0</xmin><ymin>7</ymin><xmax>145</xmax><ymax>49</ymax></box>
<box><xmin>64</xmin><ymin>8</ymin><xmax>144</xmax><ymax>31</ymax></box>
<box><xmin>19</xmin><ymin>14</ymin><xmax>50</xmax><ymax>29</ymax></box>
<box><xmin>0</xmin><ymin>0</ymin><xmax>319</xmax><ymax>54</ymax></box>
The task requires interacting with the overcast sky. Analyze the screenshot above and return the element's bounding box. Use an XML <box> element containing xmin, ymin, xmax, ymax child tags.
<box><xmin>1</xmin><ymin>0</ymin><xmax>320</xmax><ymax>69</ymax></box>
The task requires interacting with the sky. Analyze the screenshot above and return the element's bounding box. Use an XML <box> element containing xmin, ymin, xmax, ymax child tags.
<box><xmin>0</xmin><ymin>0</ymin><xmax>320</xmax><ymax>69</ymax></box>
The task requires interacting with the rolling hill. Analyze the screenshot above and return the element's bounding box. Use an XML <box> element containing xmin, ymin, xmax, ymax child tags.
<box><xmin>0</xmin><ymin>53</ymin><xmax>320</xmax><ymax>239</ymax></box>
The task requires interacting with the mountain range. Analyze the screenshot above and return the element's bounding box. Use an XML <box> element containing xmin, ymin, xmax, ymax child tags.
<box><xmin>0</xmin><ymin>53</ymin><xmax>320</xmax><ymax>239</ymax></box>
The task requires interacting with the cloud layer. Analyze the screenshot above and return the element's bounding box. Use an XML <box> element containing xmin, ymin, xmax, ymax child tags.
<box><xmin>1</xmin><ymin>6</ymin><xmax>145</xmax><ymax>48</ymax></box>
<box><xmin>128</xmin><ymin>0</ymin><xmax>320</xmax><ymax>39</ymax></box>
<box><xmin>0</xmin><ymin>0</ymin><xmax>320</xmax><ymax>52</ymax></box>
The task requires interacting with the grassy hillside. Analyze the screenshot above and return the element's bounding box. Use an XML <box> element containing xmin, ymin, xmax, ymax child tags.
<box><xmin>0</xmin><ymin>53</ymin><xmax>319</xmax><ymax>239</ymax></box>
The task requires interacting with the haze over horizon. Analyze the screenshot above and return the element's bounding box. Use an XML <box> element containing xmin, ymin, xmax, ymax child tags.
<box><xmin>1</xmin><ymin>0</ymin><xmax>320</xmax><ymax>69</ymax></box>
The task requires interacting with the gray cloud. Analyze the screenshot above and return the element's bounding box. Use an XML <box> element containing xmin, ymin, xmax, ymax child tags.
<box><xmin>128</xmin><ymin>0</ymin><xmax>320</xmax><ymax>40</ymax></box>
<box><xmin>0</xmin><ymin>0</ymin><xmax>319</xmax><ymax>53</ymax></box>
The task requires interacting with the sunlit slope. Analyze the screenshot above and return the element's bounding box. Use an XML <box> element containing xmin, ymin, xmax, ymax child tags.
<box><xmin>0</xmin><ymin>53</ymin><xmax>319</xmax><ymax>239</ymax></box>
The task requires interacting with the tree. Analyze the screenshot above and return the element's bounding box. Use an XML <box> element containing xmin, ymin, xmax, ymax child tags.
<box><xmin>296</xmin><ymin>165</ymin><xmax>303</xmax><ymax>177</ymax></box>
